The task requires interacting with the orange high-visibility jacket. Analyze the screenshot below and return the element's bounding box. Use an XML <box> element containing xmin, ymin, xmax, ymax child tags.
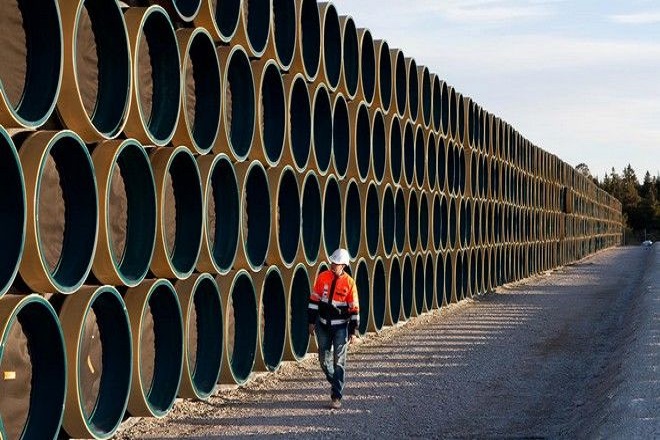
<box><xmin>308</xmin><ymin>270</ymin><xmax>359</xmax><ymax>334</ymax></box>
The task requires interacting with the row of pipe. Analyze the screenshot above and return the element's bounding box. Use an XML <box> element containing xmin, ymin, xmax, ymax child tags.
<box><xmin>0</xmin><ymin>0</ymin><xmax>624</xmax><ymax>439</ymax></box>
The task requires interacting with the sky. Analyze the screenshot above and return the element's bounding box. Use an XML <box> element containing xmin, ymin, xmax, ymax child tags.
<box><xmin>331</xmin><ymin>0</ymin><xmax>660</xmax><ymax>182</ymax></box>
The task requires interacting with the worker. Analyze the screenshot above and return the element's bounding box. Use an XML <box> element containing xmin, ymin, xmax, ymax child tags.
<box><xmin>308</xmin><ymin>248</ymin><xmax>359</xmax><ymax>409</ymax></box>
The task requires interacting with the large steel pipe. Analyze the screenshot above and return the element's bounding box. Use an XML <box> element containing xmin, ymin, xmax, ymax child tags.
<box><xmin>58</xmin><ymin>0</ymin><xmax>130</xmax><ymax>141</ymax></box>
<box><xmin>354</xmin><ymin>258</ymin><xmax>370</xmax><ymax>336</ymax></box>
<box><xmin>124</xmin><ymin>6</ymin><xmax>181</xmax><ymax>146</ymax></box>
<box><xmin>252</xmin><ymin>266</ymin><xmax>286</xmax><ymax>372</ymax></box>
<box><xmin>358</xmin><ymin>28</ymin><xmax>376</xmax><ymax>105</ymax></box>
<box><xmin>311</xmin><ymin>83</ymin><xmax>333</xmax><ymax>174</ymax></box>
<box><xmin>419</xmin><ymin>191</ymin><xmax>430</xmax><ymax>252</ymax></box>
<box><xmin>386</xmin><ymin>255</ymin><xmax>402</xmax><ymax>326</ymax></box>
<box><xmin>424</xmin><ymin>253</ymin><xmax>435</xmax><ymax>310</ymax></box>
<box><xmin>172</xmin><ymin>28</ymin><xmax>221</xmax><ymax>155</ymax></box>
<box><xmin>285</xmin><ymin>263</ymin><xmax>311</xmax><ymax>361</ymax></box>
<box><xmin>266</xmin><ymin>166</ymin><xmax>300</xmax><ymax>267</ymax></box>
<box><xmin>292</xmin><ymin>0</ymin><xmax>321</xmax><ymax>81</ymax></box>
<box><xmin>381</xmin><ymin>184</ymin><xmax>395</xmax><ymax>257</ymax></box>
<box><xmin>283</xmin><ymin>73</ymin><xmax>311</xmax><ymax>171</ymax></box>
<box><xmin>387</xmin><ymin>114</ymin><xmax>403</xmax><ymax>185</ymax></box>
<box><xmin>0</xmin><ymin>295</ymin><xmax>65</xmax><ymax>440</ymax></box>
<box><xmin>125</xmin><ymin>279</ymin><xmax>184</xmax><ymax>417</ymax></box>
<box><xmin>432</xmin><ymin>193</ymin><xmax>447</xmax><ymax>252</ymax></box>
<box><xmin>401</xmin><ymin>254</ymin><xmax>414</xmax><ymax>321</ymax></box>
<box><xmin>402</xmin><ymin>120</ymin><xmax>414</xmax><ymax>187</ymax></box>
<box><xmin>318</xmin><ymin>2</ymin><xmax>341</xmax><ymax>91</ymax></box>
<box><xmin>174</xmin><ymin>274</ymin><xmax>223</xmax><ymax>400</ymax></box>
<box><xmin>235</xmin><ymin>160</ymin><xmax>271</xmax><ymax>271</ymax></box>
<box><xmin>332</xmin><ymin>92</ymin><xmax>350</xmax><ymax>178</ymax></box>
<box><xmin>370</xmin><ymin>257</ymin><xmax>387</xmax><ymax>332</ymax></box>
<box><xmin>150</xmin><ymin>146</ymin><xmax>203</xmax><ymax>280</ymax></box>
<box><xmin>154</xmin><ymin>0</ymin><xmax>202</xmax><ymax>22</ymax></box>
<box><xmin>19</xmin><ymin>130</ymin><xmax>97</xmax><ymax>294</ymax></box>
<box><xmin>394</xmin><ymin>186</ymin><xmax>406</xmax><ymax>255</ymax></box>
<box><xmin>92</xmin><ymin>139</ymin><xmax>156</xmax><ymax>287</ymax></box>
<box><xmin>391</xmin><ymin>48</ymin><xmax>406</xmax><ymax>117</ymax></box>
<box><xmin>348</xmin><ymin>101</ymin><xmax>371</xmax><ymax>182</ymax></box>
<box><xmin>406</xmin><ymin>57</ymin><xmax>419</xmax><ymax>122</ymax></box>
<box><xmin>372</xmin><ymin>109</ymin><xmax>387</xmax><ymax>183</ymax></box>
<box><xmin>322</xmin><ymin>175</ymin><xmax>342</xmax><ymax>261</ymax></box>
<box><xmin>216</xmin><ymin>270</ymin><xmax>258</xmax><ymax>384</ymax></box>
<box><xmin>363</xmin><ymin>181</ymin><xmax>381</xmax><ymax>258</ymax></box>
<box><xmin>250</xmin><ymin>59</ymin><xmax>285</xmax><ymax>166</ymax></box>
<box><xmin>268</xmin><ymin>0</ymin><xmax>296</xmax><ymax>70</ymax></box>
<box><xmin>427</xmin><ymin>131</ymin><xmax>437</xmax><ymax>190</ymax></box>
<box><xmin>407</xmin><ymin>190</ymin><xmax>419</xmax><ymax>252</ymax></box>
<box><xmin>301</xmin><ymin>171</ymin><xmax>322</xmax><ymax>265</ymax></box>
<box><xmin>342</xmin><ymin>178</ymin><xmax>361</xmax><ymax>260</ymax></box>
<box><xmin>373</xmin><ymin>39</ymin><xmax>392</xmax><ymax>112</ymax></box>
<box><xmin>0</xmin><ymin>128</ymin><xmax>25</xmax><ymax>297</ymax></box>
<box><xmin>413</xmin><ymin>253</ymin><xmax>424</xmax><ymax>316</ymax></box>
<box><xmin>339</xmin><ymin>15</ymin><xmax>359</xmax><ymax>99</ymax></box>
<box><xmin>234</xmin><ymin>0</ymin><xmax>271</xmax><ymax>57</ymax></box>
<box><xmin>414</xmin><ymin>124</ymin><xmax>425</xmax><ymax>188</ymax></box>
<box><xmin>0</xmin><ymin>0</ymin><xmax>62</xmax><ymax>129</ymax></box>
<box><xmin>196</xmin><ymin>154</ymin><xmax>240</xmax><ymax>274</ymax></box>
<box><xmin>434</xmin><ymin>253</ymin><xmax>446</xmax><ymax>308</ymax></box>
<box><xmin>445</xmin><ymin>251</ymin><xmax>456</xmax><ymax>304</ymax></box>
<box><xmin>58</xmin><ymin>286</ymin><xmax>131</xmax><ymax>440</ymax></box>
<box><xmin>195</xmin><ymin>0</ymin><xmax>241</xmax><ymax>43</ymax></box>
<box><xmin>216</xmin><ymin>45</ymin><xmax>255</xmax><ymax>161</ymax></box>
<box><xmin>437</xmin><ymin>136</ymin><xmax>447</xmax><ymax>193</ymax></box>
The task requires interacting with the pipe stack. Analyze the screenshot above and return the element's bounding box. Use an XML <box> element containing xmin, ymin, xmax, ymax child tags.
<box><xmin>0</xmin><ymin>0</ymin><xmax>623</xmax><ymax>438</ymax></box>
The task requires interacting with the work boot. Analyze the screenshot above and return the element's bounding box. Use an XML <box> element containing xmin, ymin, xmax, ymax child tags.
<box><xmin>330</xmin><ymin>398</ymin><xmax>341</xmax><ymax>409</ymax></box>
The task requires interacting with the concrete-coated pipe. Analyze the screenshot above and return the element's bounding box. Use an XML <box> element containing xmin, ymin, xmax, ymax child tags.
<box><xmin>387</xmin><ymin>114</ymin><xmax>403</xmax><ymax>185</ymax></box>
<box><xmin>414</xmin><ymin>124</ymin><xmax>425</xmax><ymax>188</ymax></box>
<box><xmin>195</xmin><ymin>0</ymin><xmax>241</xmax><ymax>43</ymax></box>
<box><xmin>292</xmin><ymin>0</ymin><xmax>321</xmax><ymax>81</ymax></box>
<box><xmin>363</xmin><ymin>181</ymin><xmax>381</xmax><ymax>258</ymax></box>
<box><xmin>347</xmin><ymin>100</ymin><xmax>371</xmax><ymax>182</ymax></box>
<box><xmin>196</xmin><ymin>154</ymin><xmax>239</xmax><ymax>274</ymax></box>
<box><xmin>419</xmin><ymin>191</ymin><xmax>429</xmax><ymax>252</ymax></box>
<box><xmin>174</xmin><ymin>274</ymin><xmax>223</xmax><ymax>400</ymax></box>
<box><xmin>386</xmin><ymin>255</ymin><xmax>402</xmax><ymax>326</ymax></box>
<box><xmin>413</xmin><ymin>253</ymin><xmax>424</xmax><ymax>316</ymax></box>
<box><xmin>58</xmin><ymin>0</ymin><xmax>130</xmax><ymax>141</ymax></box>
<box><xmin>19</xmin><ymin>130</ymin><xmax>97</xmax><ymax>294</ymax></box>
<box><xmin>58</xmin><ymin>286</ymin><xmax>131</xmax><ymax>440</ymax></box>
<box><xmin>322</xmin><ymin>174</ymin><xmax>342</xmax><ymax>261</ymax></box>
<box><xmin>267</xmin><ymin>165</ymin><xmax>300</xmax><ymax>267</ymax></box>
<box><xmin>0</xmin><ymin>295</ymin><xmax>66</xmax><ymax>440</ymax></box>
<box><xmin>301</xmin><ymin>170</ymin><xmax>322</xmax><ymax>265</ymax></box>
<box><xmin>216</xmin><ymin>45</ymin><xmax>255</xmax><ymax>161</ymax></box>
<box><xmin>235</xmin><ymin>160</ymin><xmax>271</xmax><ymax>271</ymax></box>
<box><xmin>267</xmin><ymin>0</ymin><xmax>297</xmax><ymax>70</ymax></box>
<box><xmin>318</xmin><ymin>2</ymin><xmax>341</xmax><ymax>91</ymax></box>
<box><xmin>0</xmin><ymin>128</ymin><xmax>25</xmax><ymax>297</ymax></box>
<box><xmin>370</xmin><ymin>257</ymin><xmax>387</xmax><ymax>332</ymax></box>
<box><xmin>172</xmin><ymin>28</ymin><xmax>221</xmax><ymax>155</ymax></box>
<box><xmin>150</xmin><ymin>146</ymin><xmax>203</xmax><ymax>280</ymax></box>
<box><xmin>124</xmin><ymin>6</ymin><xmax>181</xmax><ymax>146</ymax></box>
<box><xmin>427</xmin><ymin>131</ymin><xmax>437</xmax><ymax>190</ymax></box>
<box><xmin>125</xmin><ymin>279</ymin><xmax>184</xmax><ymax>417</ymax></box>
<box><xmin>0</xmin><ymin>0</ymin><xmax>62</xmax><ymax>129</ymax></box>
<box><xmin>285</xmin><ymin>263</ymin><xmax>311</xmax><ymax>361</ymax></box>
<box><xmin>394</xmin><ymin>186</ymin><xmax>406</xmax><ymax>255</ymax></box>
<box><xmin>391</xmin><ymin>48</ymin><xmax>406</xmax><ymax>117</ymax></box>
<box><xmin>354</xmin><ymin>258</ymin><xmax>370</xmax><ymax>336</ymax></box>
<box><xmin>233</xmin><ymin>0</ymin><xmax>271</xmax><ymax>57</ymax></box>
<box><xmin>406</xmin><ymin>58</ymin><xmax>419</xmax><ymax>122</ymax></box>
<box><xmin>311</xmin><ymin>82</ymin><xmax>333</xmax><ymax>174</ymax></box>
<box><xmin>252</xmin><ymin>266</ymin><xmax>286</xmax><ymax>372</ymax></box>
<box><xmin>418</xmin><ymin>65</ymin><xmax>431</xmax><ymax>128</ymax></box>
<box><xmin>215</xmin><ymin>270</ymin><xmax>257</xmax><ymax>384</ymax></box>
<box><xmin>402</xmin><ymin>120</ymin><xmax>414</xmax><ymax>187</ymax></box>
<box><xmin>381</xmin><ymin>184</ymin><xmax>395</xmax><ymax>257</ymax></box>
<box><xmin>91</xmin><ymin>139</ymin><xmax>156</xmax><ymax>287</ymax></box>
<box><xmin>339</xmin><ymin>15</ymin><xmax>359</xmax><ymax>100</ymax></box>
<box><xmin>283</xmin><ymin>73</ymin><xmax>311</xmax><ymax>171</ymax></box>
<box><xmin>407</xmin><ymin>190</ymin><xmax>419</xmax><ymax>252</ymax></box>
<box><xmin>358</xmin><ymin>28</ymin><xmax>376</xmax><ymax>105</ymax></box>
<box><xmin>373</xmin><ymin>39</ymin><xmax>392</xmax><ymax>113</ymax></box>
<box><xmin>368</xmin><ymin>109</ymin><xmax>387</xmax><ymax>184</ymax></box>
<box><xmin>332</xmin><ymin>92</ymin><xmax>350</xmax><ymax>178</ymax></box>
<box><xmin>401</xmin><ymin>254</ymin><xmax>413</xmax><ymax>321</ymax></box>
<box><xmin>343</xmin><ymin>178</ymin><xmax>361</xmax><ymax>260</ymax></box>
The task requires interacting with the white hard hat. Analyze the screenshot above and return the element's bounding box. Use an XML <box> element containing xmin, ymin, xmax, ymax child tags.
<box><xmin>329</xmin><ymin>248</ymin><xmax>350</xmax><ymax>266</ymax></box>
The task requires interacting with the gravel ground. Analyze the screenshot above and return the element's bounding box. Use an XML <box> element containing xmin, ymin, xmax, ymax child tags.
<box><xmin>117</xmin><ymin>246</ymin><xmax>659</xmax><ymax>439</ymax></box>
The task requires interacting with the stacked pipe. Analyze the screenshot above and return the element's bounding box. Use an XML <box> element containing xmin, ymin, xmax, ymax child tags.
<box><xmin>0</xmin><ymin>0</ymin><xmax>623</xmax><ymax>438</ymax></box>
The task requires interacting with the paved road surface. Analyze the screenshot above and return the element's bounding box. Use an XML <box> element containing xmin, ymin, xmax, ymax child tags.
<box><xmin>118</xmin><ymin>246</ymin><xmax>659</xmax><ymax>439</ymax></box>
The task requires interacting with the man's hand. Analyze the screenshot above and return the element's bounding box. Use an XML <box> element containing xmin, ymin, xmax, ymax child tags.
<box><xmin>308</xmin><ymin>323</ymin><xmax>315</xmax><ymax>336</ymax></box>
<box><xmin>349</xmin><ymin>334</ymin><xmax>359</xmax><ymax>345</ymax></box>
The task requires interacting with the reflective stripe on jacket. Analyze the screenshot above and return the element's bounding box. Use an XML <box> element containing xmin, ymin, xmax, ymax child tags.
<box><xmin>308</xmin><ymin>270</ymin><xmax>359</xmax><ymax>334</ymax></box>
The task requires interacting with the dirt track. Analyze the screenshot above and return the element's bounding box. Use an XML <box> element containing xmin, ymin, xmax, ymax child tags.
<box><xmin>118</xmin><ymin>246</ymin><xmax>659</xmax><ymax>439</ymax></box>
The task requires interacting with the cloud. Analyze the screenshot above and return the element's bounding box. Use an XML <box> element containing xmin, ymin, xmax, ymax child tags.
<box><xmin>609</xmin><ymin>11</ymin><xmax>660</xmax><ymax>24</ymax></box>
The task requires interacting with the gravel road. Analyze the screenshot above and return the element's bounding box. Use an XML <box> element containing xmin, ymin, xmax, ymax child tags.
<box><xmin>117</xmin><ymin>245</ymin><xmax>659</xmax><ymax>439</ymax></box>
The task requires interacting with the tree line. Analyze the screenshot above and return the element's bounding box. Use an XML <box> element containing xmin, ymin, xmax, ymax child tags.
<box><xmin>576</xmin><ymin>163</ymin><xmax>660</xmax><ymax>244</ymax></box>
